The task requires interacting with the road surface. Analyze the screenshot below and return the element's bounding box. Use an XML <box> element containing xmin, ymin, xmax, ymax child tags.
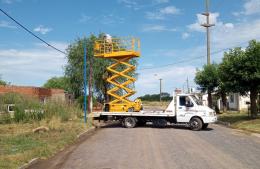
<box><xmin>30</xmin><ymin>124</ymin><xmax>260</xmax><ymax>169</ymax></box>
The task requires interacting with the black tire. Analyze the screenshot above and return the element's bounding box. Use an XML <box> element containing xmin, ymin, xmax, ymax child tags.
<box><xmin>123</xmin><ymin>117</ymin><xmax>137</xmax><ymax>128</ymax></box>
<box><xmin>202</xmin><ymin>123</ymin><xmax>209</xmax><ymax>129</ymax></box>
<box><xmin>153</xmin><ymin>119</ymin><xmax>167</xmax><ymax>128</ymax></box>
<box><xmin>190</xmin><ymin>117</ymin><xmax>203</xmax><ymax>131</ymax></box>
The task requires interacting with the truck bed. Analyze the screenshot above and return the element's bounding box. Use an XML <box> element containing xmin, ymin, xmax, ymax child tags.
<box><xmin>90</xmin><ymin>110</ymin><xmax>175</xmax><ymax>117</ymax></box>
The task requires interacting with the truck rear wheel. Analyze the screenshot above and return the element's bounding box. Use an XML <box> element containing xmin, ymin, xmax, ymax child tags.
<box><xmin>123</xmin><ymin>117</ymin><xmax>137</xmax><ymax>128</ymax></box>
<box><xmin>190</xmin><ymin>117</ymin><xmax>203</xmax><ymax>131</ymax></box>
<box><xmin>153</xmin><ymin>119</ymin><xmax>167</xmax><ymax>128</ymax></box>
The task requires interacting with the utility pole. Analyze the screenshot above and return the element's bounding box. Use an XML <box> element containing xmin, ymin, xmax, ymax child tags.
<box><xmin>186</xmin><ymin>77</ymin><xmax>190</xmax><ymax>94</ymax></box>
<box><xmin>83</xmin><ymin>40</ymin><xmax>87</xmax><ymax>123</ymax></box>
<box><xmin>201</xmin><ymin>0</ymin><xmax>215</xmax><ymax>65</ymax></box>
<box><xmin>88</xmin><ymin>50</ymin><xmax>93</xmax><ymax>114</ymax></box>
<box><xmin>159</xmin><ymin>78</ymin><xmax>162</xmax><ymax>102</ymax></box>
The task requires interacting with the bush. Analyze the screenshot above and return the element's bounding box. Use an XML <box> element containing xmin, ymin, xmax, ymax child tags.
<box><xmin>0</xmin><ymin>93</ymin><xmax>82</xmax><ymax>123</ymax></box>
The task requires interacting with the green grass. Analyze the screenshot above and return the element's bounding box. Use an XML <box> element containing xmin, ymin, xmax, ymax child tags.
<box><xmin>218</xmin><ymin>112</ymin><xmax>260</xmax><ymax>133</ymax></box>
<box><xmin>0</xmin><ymin>118</ymin><xmax>92</xmax><ymax>169</ymax></box>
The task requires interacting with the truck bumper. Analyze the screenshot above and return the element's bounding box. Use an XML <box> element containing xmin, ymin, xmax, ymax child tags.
<box><xmin>202</xmin><ymin>116</ymin><xmax>217</xmax><ymax>123</ymax></box>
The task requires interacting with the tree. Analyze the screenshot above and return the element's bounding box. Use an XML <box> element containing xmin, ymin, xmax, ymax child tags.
<box><xmin>138</xmin><ymin>92</ymin><xmax>172</xmax><ymax>101</ymax></box>
<box><xmin>219</xmin><ymin>40</ymin><xmax>260</xmax><ymax>118</ymax></box>
<box><xmin>195</xmin><ymin>63</ymin><xmax>219</xmax><ymax>108</ymax></box>
<box><xmin>0</xmin><ymin>76</ymin><xmax>7</xmax><ymax>85</ymax></box>
<box><xmin>43</xmin><ymin>76</ymin><xmax>68</xmax><ymax>90</ymax></box>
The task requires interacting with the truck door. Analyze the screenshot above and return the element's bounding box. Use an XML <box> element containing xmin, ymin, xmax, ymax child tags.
<box><xmin>177</xmin><ymin>96</ymin><xmax>187</xmax><ymax>122</ymax></box>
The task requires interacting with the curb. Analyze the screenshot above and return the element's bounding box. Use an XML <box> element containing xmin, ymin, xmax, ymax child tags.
<box><xmin>216</xmin><ymin>120</ymin><xmax>260</xmax><ymax>138</ymax></box>
<box><xmin>19</xmin><ymin>158</ymin><xmax>39</xmax><ymax>169</ymax></box>
<box><xmin>77</xmin><ymin>126</ymin><xmax>96</xmax><ymax>138</ymax></box>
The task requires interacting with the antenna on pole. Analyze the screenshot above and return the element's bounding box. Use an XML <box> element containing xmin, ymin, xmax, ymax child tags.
<box><xmin>201</xmin><ymin>0</ymin><xmax>215</xmax><ymax>65</ymax></box>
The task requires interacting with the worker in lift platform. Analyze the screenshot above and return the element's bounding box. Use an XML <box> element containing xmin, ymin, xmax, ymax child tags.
<box><xmin>104</xmin><ymin>34</ymin><xmax>112</xmax><ymax>53</ymax></box>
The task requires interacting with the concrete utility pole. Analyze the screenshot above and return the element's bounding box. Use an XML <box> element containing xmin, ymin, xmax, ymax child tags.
<box><xmin>201</xmin><ymin>0</ymin><xmax>215</xmax><ymax>65</ymax></box>
<box><xmin>159</xmin><ymin>78</ymin><xmax>162</xmax><ymax>102</ymax></box>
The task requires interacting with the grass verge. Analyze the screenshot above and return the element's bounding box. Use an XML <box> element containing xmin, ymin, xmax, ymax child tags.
<box><xmin>218</xmin><ymin>112</ymin><xmax>260</xmax><ymax>133</ymax></box>
<box><xmin>0</xmin><ymin>118</ymin><xmax>92</xmax><ymax>169</ymax></box>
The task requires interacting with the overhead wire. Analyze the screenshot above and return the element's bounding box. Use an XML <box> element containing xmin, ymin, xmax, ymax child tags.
<box><xmin>138</xmin><ymin>41</ymin><xmax>250</xmax><ymax>71</ymax></box>
<box><xmin>0</xmin><ymin>8</ymin><xmax>67</xmax><ymax>55</ymax></box>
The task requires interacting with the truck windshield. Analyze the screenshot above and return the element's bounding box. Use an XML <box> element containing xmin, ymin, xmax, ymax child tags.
<box><xmin>190</xmin><ymin>95</ymin><xmax>202</xmax><ymax>105</ymax></box>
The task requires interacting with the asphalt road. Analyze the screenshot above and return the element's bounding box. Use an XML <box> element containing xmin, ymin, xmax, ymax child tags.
<box><xmin>30</xmin><ymin>124</ymin><xmax>260</xmax><ymax>169</ymax></box>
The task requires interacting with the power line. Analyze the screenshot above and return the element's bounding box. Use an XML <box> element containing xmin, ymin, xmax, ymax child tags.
<box><xmin>0</xmin><ymin>8</ymin><xmax>66</xmax><ymax>55</ymax></box>
<box><xmin>138</xmin><ymin>40</ymin><xmax>251</xmax><ymax>71</ymax></box>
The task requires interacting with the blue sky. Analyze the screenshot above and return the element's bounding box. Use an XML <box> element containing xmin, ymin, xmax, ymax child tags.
<box><xmin>0</xmin><ymin>0</ymin><xmax>260</xmax><ymax>97</ymax></box>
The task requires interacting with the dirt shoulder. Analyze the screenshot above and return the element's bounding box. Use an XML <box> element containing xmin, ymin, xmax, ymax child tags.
<box><xmin>0</xmin><ymin>118</ymin><xmax>92</xmax><ymax>169</ymax></box>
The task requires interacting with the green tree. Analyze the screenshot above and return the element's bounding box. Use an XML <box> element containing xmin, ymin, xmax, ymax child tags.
<box><xmin>0</xmin><ymin>76</ymin><xmax>7</xmax><ymax>85</ymax></box>
<box><xmin>219</xmin><ymin>40</ymin><xmax>260</xmax><ymax>118</ymax></box>
<box><xmin>195</xmin><ymin>63</ymin><xmax>219</xmax><ymax>108</ymax></box>
<box><xmin>43</xmin><ymin>76</ymin><xmax>68</xmax><ymax>90</ymax></box>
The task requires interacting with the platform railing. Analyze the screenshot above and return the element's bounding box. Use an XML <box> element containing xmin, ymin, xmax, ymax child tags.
<box><xmin>94</xmin><ymin>37</ymin><xmax>140</xmax><ymax>57</ymax></box>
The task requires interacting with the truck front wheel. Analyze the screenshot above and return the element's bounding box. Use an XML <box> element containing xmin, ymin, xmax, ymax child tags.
<box><xmin>123</xmin><ymin>117</ymin><xmax>137</xmax><ymax>128</ymax></box>
<box><xmin>190</xmin><ymin>117</ymin><xmax>203</xmax><ymax>131</ymax></box>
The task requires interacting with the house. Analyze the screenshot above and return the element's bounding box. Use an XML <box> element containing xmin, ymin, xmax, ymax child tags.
<box><xmin>219</xmin><ymin>93</ymin><xmax>250</xmax><ymax>111</ymax></box>
<box><xmin>0</xmin><ymin>85</ymin><xmax>73</xmax><ymax>104</ymax></box>
<box><xmin>201</xmin><ymin>92</ymin><xmax>250</xmax><ymax>111</ymax></box>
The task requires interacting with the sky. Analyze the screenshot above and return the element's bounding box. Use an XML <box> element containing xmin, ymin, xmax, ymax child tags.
<box><xmin>0</xmin><ymin>0</ymin><xmax>260</xmax><ymax>97</ymax></box>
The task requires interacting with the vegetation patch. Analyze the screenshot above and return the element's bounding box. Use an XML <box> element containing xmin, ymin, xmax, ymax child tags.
<box><xmin>0</xmin><ymin>93</ymin><xmax>92</xmax><ymax>169</ymax></box>
<box><xmin>218</xmin><ymin>112</ymin><xmax>260</xmax><ymax>133</ymax></box>
<box><xmin>0</xmin><ymin>118</ymin><xmax>91</xmax><ymax>169</ymax></box>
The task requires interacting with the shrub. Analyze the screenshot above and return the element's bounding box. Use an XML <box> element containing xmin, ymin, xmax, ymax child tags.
<box><xmin>0</xmin><ymin>93</ymin><xmax>82</xmax><ymax>123</ymax></box>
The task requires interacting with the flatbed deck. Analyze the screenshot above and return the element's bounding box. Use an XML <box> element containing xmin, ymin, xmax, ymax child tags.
<box><xmin>89</xmin><ymin>110</ymin><xmax>175</xmax><ymax>117</ymax></box>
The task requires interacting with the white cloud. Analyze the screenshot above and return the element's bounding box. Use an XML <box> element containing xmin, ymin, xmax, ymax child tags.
<box><xmin>244</xmin><ymin>0</ymin><xmax>260</xmax><ymax>15</ymax></box>
<box><xmin>188</xmin><ymin>13</ymin><xmax>219</xmax><ymax>32</ymax></box>
<box><xmin>78</xmin><ymin>14</ymin><xmax>124</xmax><ymax>25</ymax></box>
<box><xmin>142</xmin><ymin>25</ymin><xmax>176</xmax><ymax>32</ymax></box>
<box><xmin>146</xmin><ymin>5</ymin><xmax>180</xmax><ymax>20</ymax></box>
<box><xmin>0</xmin><ymin>42</ymin><xmax>68</xmax><ymax>86</ymax></box>
<box><xmin>153</xmin><ymin>0</ymin><xmax>169</xmax><ymax>4</ymax></box>
<box><xmin>33</xmin><ymin>25</ymin><xmax>52</xmax><ymax>35</ymax></box>
<box><xmin>233</xmin><ymin>0</ymin><xmax>260</xmax><ymax>16</ymax></box>
<box><xmin>0</xmin><ymin>20</ymin><xmax>16</xmax><ymax>29</ymax></box>
<box><xmin>182</xmin><ymin>32</ymin><xmax>190</xmax><ymax>39</ymax></box>
<box><xmin>1</xmin><ymin>0</ymin><xmax>20</xmax><ymax>4</ymax></box>
<box><xmin>117</xmin><ymin>0</ymin><xmax>138</xmax><ymax>9</ymax></box>
<box><xmin>135</xmin><ymin>66</ymin><xmax>196</xmax><ymax>96</ymax></box>
<box><xmin>160</xmin><ymin>6</ymin><xmax>180</xmax><ymax>15</ymax></box>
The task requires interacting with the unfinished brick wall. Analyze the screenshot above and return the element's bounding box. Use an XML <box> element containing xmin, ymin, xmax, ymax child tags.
<box><xmin>0</xmin><ymin>85</ymin><xmax>62</xmax><ymax>100</ymax></box>
<box><xmin>0</xmin><ymin>85</ymin><xmax>75</xmax><ymax>104</ymax></box>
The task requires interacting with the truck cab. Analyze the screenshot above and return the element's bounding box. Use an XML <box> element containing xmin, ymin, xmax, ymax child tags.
<box><xmin>170</xmin><ymin>94</ymin><xmax>217</xmax><ymax>130</ymax></box>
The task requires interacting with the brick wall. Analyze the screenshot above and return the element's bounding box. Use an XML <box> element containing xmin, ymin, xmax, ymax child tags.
<box><xmin>0</xmin><ymin>85</ymin><xmax>65</xmax><ymax>101</ymax></box>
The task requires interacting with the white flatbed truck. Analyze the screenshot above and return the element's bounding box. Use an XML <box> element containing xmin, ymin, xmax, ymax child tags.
<box><xmin>91</xmin><ymin>93</ymin><xmax>217</xmax><ymax>130</ymax></box>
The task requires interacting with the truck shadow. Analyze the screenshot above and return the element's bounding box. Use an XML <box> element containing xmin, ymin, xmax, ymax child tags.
<box><xmin>99</xmin><ymin>122</ymin><xmax>214</xmax><ymax>131</ymax></box>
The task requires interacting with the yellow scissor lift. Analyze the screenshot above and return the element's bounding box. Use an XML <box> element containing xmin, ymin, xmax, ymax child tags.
<box><xmin>94</xmin><ymin>37</ymin><xmax>142</xmax><ymax>112</ymax></box>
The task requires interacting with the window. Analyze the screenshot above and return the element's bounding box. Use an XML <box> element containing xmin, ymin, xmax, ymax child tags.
<box><xmin>230</xmin><ymin>94</ymin><xmax>234</xmax><ymax>103</ymax></box>
<box><xmin>179</xmin><ymin>96</ymin><xmax>186</xmax><ymax>106</ymax></box>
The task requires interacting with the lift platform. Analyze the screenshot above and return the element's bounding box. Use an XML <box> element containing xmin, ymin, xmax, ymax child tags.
<box><xmin>94</xmin><ymin>36</ymin><xmax>142</xmax><ymax>112</ymax></box>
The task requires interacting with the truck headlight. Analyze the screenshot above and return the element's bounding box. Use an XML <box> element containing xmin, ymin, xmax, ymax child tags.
<box><xmin>208</xmin><ymin>111</ymin><xmax>214</xmax><ymax>116</ymax></box>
